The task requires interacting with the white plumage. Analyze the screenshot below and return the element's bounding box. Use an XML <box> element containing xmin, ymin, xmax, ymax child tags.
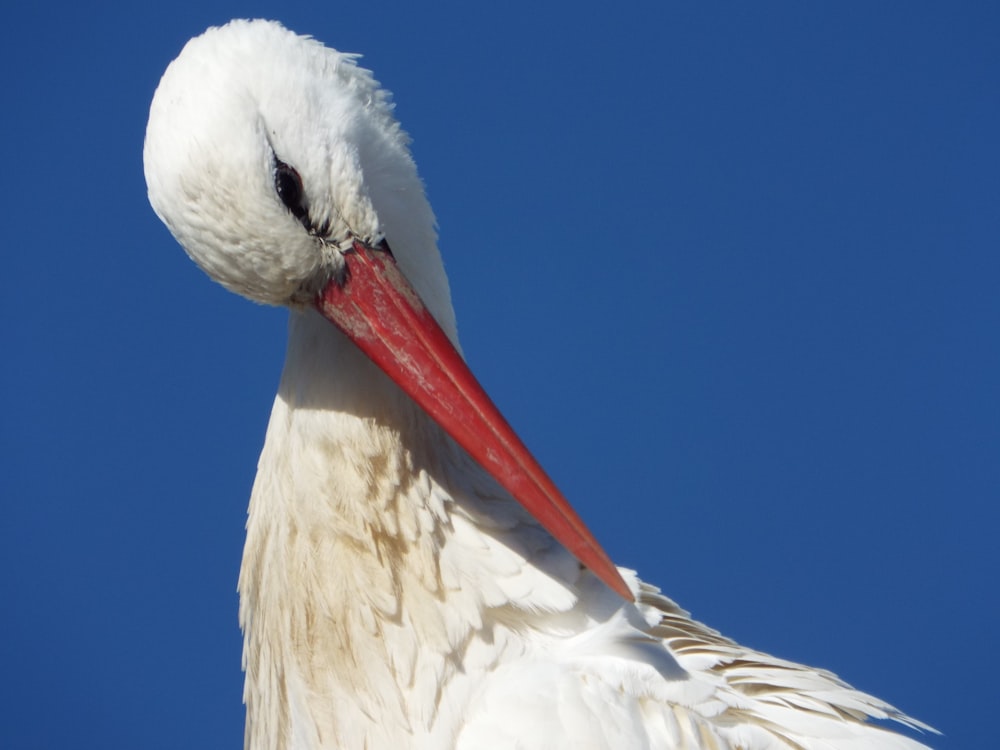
<box><xmin>144</xmin><ymin>19</ymin><xmax>934</xmax><ymax>750</ymax></box>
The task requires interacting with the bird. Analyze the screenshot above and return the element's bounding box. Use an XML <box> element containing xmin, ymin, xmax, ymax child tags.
<box><xmin>144</xmin><ymin>19</ymin><xmax>935</xmax><ymax>750</ymax></box>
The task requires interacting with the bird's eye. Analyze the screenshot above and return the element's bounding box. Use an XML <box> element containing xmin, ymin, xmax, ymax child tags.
<box><xmin>273</xmin><ymin>158</ymin><xmax>308</xmax><ymax>222</ymax></box>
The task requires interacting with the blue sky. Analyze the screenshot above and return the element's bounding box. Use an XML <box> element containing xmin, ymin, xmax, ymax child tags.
<box><xmin>1</xmin><ymin>2</ymin><xmax>995</xmax><ymax>748</ymax></box>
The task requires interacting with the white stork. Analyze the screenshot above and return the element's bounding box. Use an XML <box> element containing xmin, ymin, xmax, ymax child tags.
<box><xmin>143</xmin><ymin>19</ymin><xmax>934</xmax><ymax>750</ymax></box>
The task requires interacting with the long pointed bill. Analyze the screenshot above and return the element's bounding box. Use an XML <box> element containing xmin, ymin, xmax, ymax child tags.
<box><xmin>316</xmin><ymin>240</ymin><xmax>632</xmax><ymax>601</ymax></box>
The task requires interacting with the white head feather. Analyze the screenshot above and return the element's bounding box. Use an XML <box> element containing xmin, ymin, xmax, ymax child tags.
<box><xmin>144</xmin><ymin>19</ymin><xmax>458</xmax><ymax>342</ymax></box>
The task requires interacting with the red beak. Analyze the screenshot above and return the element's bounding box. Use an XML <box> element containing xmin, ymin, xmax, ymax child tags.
<box><xmin>316</xmin><ymin>240</ymin><xmax>632</xmax><ymax>601</ymax></box>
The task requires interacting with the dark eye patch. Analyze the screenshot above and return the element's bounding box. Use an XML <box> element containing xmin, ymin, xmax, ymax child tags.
<box><xmin>273</xmin><ymin>158</ymin><xmax>308</xmax><ymax>222</ymax></box>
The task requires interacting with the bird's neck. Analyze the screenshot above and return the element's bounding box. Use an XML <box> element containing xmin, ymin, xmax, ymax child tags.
<box><xmin>237</xmin><ymin>308</ymin><xmax>486</xmax><ymax>748</ymax></box>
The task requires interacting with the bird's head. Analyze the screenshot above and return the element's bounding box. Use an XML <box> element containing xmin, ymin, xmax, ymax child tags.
<box><xmin>143</xmin><ymin>19</ymin><xmax>456</xmax><ymax>338</ymax></box>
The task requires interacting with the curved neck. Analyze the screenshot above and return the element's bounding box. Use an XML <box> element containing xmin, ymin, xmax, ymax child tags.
<box><xmin>237</xmin><ymin>308</ymin><xmax>474</xmax><ymax>748</ymax></box>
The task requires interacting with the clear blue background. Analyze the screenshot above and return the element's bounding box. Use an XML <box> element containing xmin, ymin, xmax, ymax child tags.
<box><xmin>1</xmin><ymin>2</ymin><xmax>994</xmax><ymax>748</ymax></box>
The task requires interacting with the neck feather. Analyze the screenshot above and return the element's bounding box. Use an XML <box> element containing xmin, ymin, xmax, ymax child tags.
<box><xmin>238</xmin><ymin>309</ymin><xmax>481</xmax><ymax>748</ymax></box>
<box><xmin>236</xmin><ymin>309</ymin><xmax>583</xmax><ymax>749</ymax></box>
